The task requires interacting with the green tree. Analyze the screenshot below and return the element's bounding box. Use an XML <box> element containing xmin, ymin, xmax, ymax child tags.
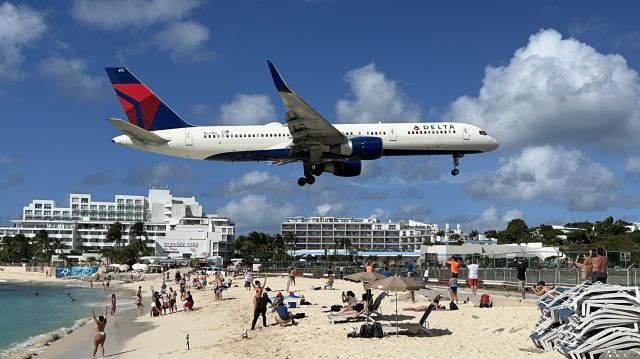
<box><xmin>469</xmin><ymin>229</ymin><xmax>479</xmax><ymax>240</ymax></box>
<box><xmin>501</xmin><ymin>219</ymin><xmax>532</xmax><ymax>244</ymax></box>
<box><xmin>128</xmin><ymin>221</ymin><xmax>150</xmax><ymax>257</ymax></box>
<box><xmin>284</xmin><ymin>233</ymin><xmax>299</xmax><ymax>256</ymax></box>
<box><xmin>105</xmin><ymin>222</ymin><xmax>124</xmax><ymax>248</ymax></box>
<box><xmin>34</xmin><ymin>230</ymin><xmax>52</xmax><ymax>262</ymax></box>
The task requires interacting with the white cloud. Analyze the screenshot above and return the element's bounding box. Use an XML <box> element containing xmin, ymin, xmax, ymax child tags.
<box><xmin>190</xmin><ymin>103</ymin><xmax>211</xmax><ymax>117</ymax></box>
<box><xmin>70</xmin><ymin>0</ymin><xmax>201</xmax><ymax>30</ymax></box>
<box><xmin>449</xmin><ymin>207</ymin><xmax>524</xmax><ymax>233</ymax></box>
<box><xmin>151</xmin><ymin>20</ymin><xmax>213</xmax><ymax>62</ymax></box>
<box><xmin>315</xmin><ymin>202</ymin><xmax>347</xmax><ymax>216</ymax></box>
<box><xmin>465</xmin><ymin>145</ymin><xmax>635</xmax><ymax>211</ymax></box>
<box><xmin>626</xmin><ymin>157</ymin><xmax>640</xmax><ymax>175</ymax></box>
<box><xmin>123</xmin><ymin>162</ymin><xmax>196</xmax><ymax>187</ymax></box>
<box><xmin>445</xmin><ymin>29</ymin><xmax>640</xmax><ymax>151</ymax></box>
<box><xmin>336</xmin><ymin>63</ymin><xmax>421</xmax><ymax>123</ymax></box>
<box><xmin>39</xmin><ymin>57</ymin><xmax>107</xmax><ymax>102</ymax></box>
<box><xmin>0</xmin><ymin>2</ymin><xmax>45</xmax><ymax>80</ymax></box>
<box><xmin>216</xmin><ymin>195</ymin><xmax>296</xmax><ymax>233</ymax></box>
<box><xmin>219</xmin><ymin>94</ymin><xmax>276</xmax><ymax>125</ymax></box>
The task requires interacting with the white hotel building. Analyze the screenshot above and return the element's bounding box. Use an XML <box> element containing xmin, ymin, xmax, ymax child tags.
<box><xmin>0</xmin><ymin>189</ymin><xmax>235</xmax><ymax>262</ymax></box>
<box><xmin>281</xmin><ymin>216</ymin><xmax>462</xmax><ymax>255</ymax></box>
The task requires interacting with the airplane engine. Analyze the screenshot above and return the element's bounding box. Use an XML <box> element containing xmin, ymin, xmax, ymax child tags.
<box><xmin>330</xmin><ymin>136</ymin><xmax>383</xmax><ymax>160</ymax></box>
<box><xmin>321</xmin><ymin>160</ymin><xmax>362</xmax><ymax>177</ymax></box>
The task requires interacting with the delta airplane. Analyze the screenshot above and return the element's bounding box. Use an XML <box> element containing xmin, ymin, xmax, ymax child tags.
<box><xmin>105</xmin><ymin>62</ymin><xmax>499</xmax><ymax>186</ymax></box>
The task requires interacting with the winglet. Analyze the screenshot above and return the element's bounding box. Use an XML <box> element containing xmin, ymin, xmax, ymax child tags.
<box><xmin>267</xmin><ymin>60</ymin><xmax>293</xmax><ymax>93</ymax></box>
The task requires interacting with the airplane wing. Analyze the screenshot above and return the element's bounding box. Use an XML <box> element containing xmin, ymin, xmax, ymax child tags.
<box><xmin>106</xmin><ymin>118</ymin><xmax>169</xmax><ymax>144</ymax></box>
<box><xmin>267</xmin><ymin>61</ymin><xmax>347</xmax><ymax>156</ymax></box>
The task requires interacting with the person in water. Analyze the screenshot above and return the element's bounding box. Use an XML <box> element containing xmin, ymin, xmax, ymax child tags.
<box><xmin>91</xmin><ymin>307</ymin><xmax>108</xmax><ymax>359</ymax></box>
<box><xmin>110</xmin><ymin>294</ymin><xmax>117</xmax><ymax>317</ymax></box>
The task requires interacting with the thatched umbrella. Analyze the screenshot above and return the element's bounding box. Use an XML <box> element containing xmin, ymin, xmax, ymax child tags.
<box><xmin>367</xmin><ymin>276</ymin><xmax>424</xmax><ymax>336</ymax></box>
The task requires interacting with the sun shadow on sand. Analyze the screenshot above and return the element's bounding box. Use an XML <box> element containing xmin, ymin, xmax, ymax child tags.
<box><xmin>105</xmin><ymin>348</ymin><xmax>142</xmax><ymax>357</ymax></box>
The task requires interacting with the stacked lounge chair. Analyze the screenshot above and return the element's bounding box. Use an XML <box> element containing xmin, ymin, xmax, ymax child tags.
<box><xmin>531</xmin><ymin>282</ymin><xmax>640</xmax><ymax>358</ymax></box>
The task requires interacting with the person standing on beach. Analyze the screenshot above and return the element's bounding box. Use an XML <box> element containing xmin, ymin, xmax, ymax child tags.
<box><xmin>244</xmin><ymin>270</ymin><xmax>253</xmax><ymax>291</ymax></box>
<box><xmin>102</xmin><ymin>281</ymin><xmax>106</xmax><ymax>291</ymax></box>
<box><xmin>251</xmin><ymin>292</ymin><xmax>273</xmax><ymax>330</ymax></box>
<box><xmin>406</xmin><ymin>260</ymin><xmax>414</xmax><ymax>277</ymax></box>
<box><xmin>286</xmin><ymin>267</ymin><xmax>296</xmax><ymax>292</ymax></box>
<box><xmin>574</xmin><ymin>250</ymin><xmax>594</xmax><ymax>281</ymax></box>
<box><xmin>91</xmin><ymin>307</ymin><xmax>108</xmax><ymax>359</ymax></box>
<box><xmin>591</xmin><ymin>247</ymin><xmax>608</xmax><ymax>284</ymax></box>
<box><xmin>365</xmin><ymin>261</ymin><xmax>373</xmax><ymax>273</ymax></box>
<box><xmin>447</xmin><ymin>256</ymin><xmax>460</xmax><ymax>278</ymax></box>
<box><xmin>467</xmin><ymin>259</ymin><xmax>480</xmax><ymax>295</ymax></box>
<box><xmin>339</xmin><ymin>266</ymin><xmax>344</xmax><ymax>280</ymax></box>
<box><xmin>110</xmin><ymin>294</ymin><xmax>117</xmax><ymax>317</ymax></box>
<box><xmin>252</xmin><ymin>277</ymin><xmax>267</xmax><ymax>308</ymax></box>
<box><xmin>515</xmin><ymin>258</ymin><xmax>527</xmax><ymax>299</ymax></box>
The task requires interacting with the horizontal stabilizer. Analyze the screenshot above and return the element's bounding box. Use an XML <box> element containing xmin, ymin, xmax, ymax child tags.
<box><xmin>107</xmin><ymin>118</ymin><xmax>168</xmax><ymax>144</ymax></box>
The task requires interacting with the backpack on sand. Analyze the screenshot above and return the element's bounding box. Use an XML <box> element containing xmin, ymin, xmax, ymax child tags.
<box><xmin>373</xmin><ymin>322</ymin><xmax>384</xmax><ymax>338</ymax></box>
<box><xmin>480</xmin><ymin>294</ymin><xmax>492</xmax><ymax>308</ymax></box>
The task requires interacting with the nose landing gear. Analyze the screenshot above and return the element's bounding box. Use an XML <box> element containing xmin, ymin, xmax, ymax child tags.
<box><xmin>451</xmin><ymin>153</ymin><xmax>464</xmax><ymax>176</ymax></box>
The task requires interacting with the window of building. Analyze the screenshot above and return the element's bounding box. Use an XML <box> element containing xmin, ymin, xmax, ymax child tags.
<box><xmin>81</xmin><ymin>198</ymin><xmax>88</xmax><ymax>203</ymax></box>
<box><xmin>35</xmin><ymin>203</ymin><xmax>42</xmax><ymax>209</ymax></box>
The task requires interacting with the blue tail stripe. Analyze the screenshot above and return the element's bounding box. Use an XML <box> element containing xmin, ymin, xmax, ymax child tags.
<box><xmin>114</xmin><ymin>89</ymin><xmax>144</xmax><ymax>128</ymax></box>
<box><xmin>267</xmin><ymin>61</ymin><xmax>292</xmax><ymax>93</ymax></box>
<box><xmin>105</xmin><ymin>67</ymin><xmax>141</xmax><ymax>84</ymax></box>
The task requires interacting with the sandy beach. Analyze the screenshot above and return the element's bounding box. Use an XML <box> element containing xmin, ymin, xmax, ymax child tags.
<box><xmin>37</xmin><ymin>273</ymin><xmax>564</xmax><ymax>358</ymax></box>
<box><xmin>1</xmin><ymin>268</ymin><xmax>563</xmax><ymax>359</ymax></box>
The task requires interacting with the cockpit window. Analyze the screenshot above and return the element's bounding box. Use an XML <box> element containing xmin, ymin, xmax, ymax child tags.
<box><xmin>479</xmin><ymin>130</ymin><xmax>488</xmax><ymax>136</ymax></box>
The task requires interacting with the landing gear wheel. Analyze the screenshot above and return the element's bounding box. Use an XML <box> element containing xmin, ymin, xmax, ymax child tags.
<box><xmin>306</xmin><ymin>175</ymin><xmax>316</xmax><ymax>185</ymax></box>
<box><xmin>312</xmin><ymin>167</ymin><xmax>323</xmax><ymax>176</ymax></box>
<box><xmin>451</xmin><ymin>168</ymin><xmax>460</xmax><ymax>176</ymax></box>
<box><xmin>297</xmin><ymin>177</ymin><xmax>307</xmax><ymax>186</ymax></box>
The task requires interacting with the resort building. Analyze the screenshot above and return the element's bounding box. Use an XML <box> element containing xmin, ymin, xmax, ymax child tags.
<box><xmin>281</xmin><ymin>216</ymin><xmax>462</xmax><ymax>256</ymax></box>
<box><xmin>0</xmin><ymin>188</ymin><xmax>235</xmax><ymax>262</ymax></box>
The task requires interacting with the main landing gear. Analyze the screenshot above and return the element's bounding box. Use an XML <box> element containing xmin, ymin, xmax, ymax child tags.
<box><xmin>451</xmin><ymin>153</ymin><xmax>464</xmax><ymax>176</ymax></box>
<box><xmin>298</xmin><ymin>162</ymin><xmax>323</xmax><ymax>186</ymax></box>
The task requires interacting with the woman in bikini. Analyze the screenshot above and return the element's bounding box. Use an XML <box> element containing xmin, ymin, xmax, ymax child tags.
<box><xmin>91</xmin><ymin>307</ymin><xmax>108</xmax><ymax>359</ymax></box>
<box><xmin>110</xmin><ymin>294</ymin><xmax>117</xmax><ymax>317</ymax></box>
<box><xmin>251</xmin><ymin>277</ymin><xmax>268</xmax><ymax>308</ymax></box>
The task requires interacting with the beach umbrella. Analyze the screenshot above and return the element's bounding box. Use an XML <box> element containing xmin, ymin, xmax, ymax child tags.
<box><xmin>344</xmin><ymin>271</ymin><xmax>386</xmax><ymax>283</ymax></box>
<box><xmin>367</xmin><ymin>276</ymin><xmax>423</xmax><ymax>336</ymax></box>
<box><xmin>118</xmin><ymin>264</ymin><xmax>130</xmax><ymax>271</ymax></box>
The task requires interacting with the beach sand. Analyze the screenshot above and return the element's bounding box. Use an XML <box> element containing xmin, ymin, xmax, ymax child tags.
<box><xmin>3</xmin><ymin>270</ymin><xmax>562</xmax><ymax>358</ymax></box>
<box><xmin>44</xmin><ymin>274</ymin><xmax>563</xmax><ymax>359</ymax></box>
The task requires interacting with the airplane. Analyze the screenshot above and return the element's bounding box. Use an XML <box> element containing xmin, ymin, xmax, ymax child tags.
<box><xmin>105</xmin><ymin>62</ymin><xmax>499</xmax><ymax>186</ymax></box>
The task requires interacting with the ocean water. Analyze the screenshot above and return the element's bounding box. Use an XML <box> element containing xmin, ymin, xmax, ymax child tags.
<box><xmin>0</xmin><ymin>281</ymin><xmax>129</xmax><ymax>358</ymax></box>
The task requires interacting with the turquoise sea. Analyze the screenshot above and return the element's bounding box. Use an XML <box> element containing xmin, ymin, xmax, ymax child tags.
<box><xmin>0</xmin><ymin>281</ymin><xmax>129</xmax><ymax>358</ymax></box>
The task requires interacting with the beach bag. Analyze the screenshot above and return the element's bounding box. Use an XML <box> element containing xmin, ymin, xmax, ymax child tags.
<box><xmin>359</xmin><ymin>324</ymin><xmax>374</xmax><ymax>338</ymax></box>
<box><xmin>330</xmin><ymin>305</ymin><xmax>342</xmax><ymax>312</ymax></box>
<box><xmin>293</xmin><ymin>313</ymin><xmax>305</xmax><ymax>319</ymax></box>
<box><xmin>480</xmin><ymin>294</ymin><xmax>491</xmax><ymax>308</ymax></box>
<box><xmin>373</xmin><ymin>322</ymin><xmax>384</xmax><ymax>338</ymax></box>
<box><xmin>449</xmin><ymin>302</ymin><xmax>459</xmax><ymax>311</ymax></box>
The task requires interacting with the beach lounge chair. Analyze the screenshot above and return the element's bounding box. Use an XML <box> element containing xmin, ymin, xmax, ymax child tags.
<box><xmin>395</xmin><ymin>303</ymin><xmax>436</xmax><ymax>335</ymax></box>
<box><xmin>366</xmin><ymin>292</ymin><xmax>387</xmax><ymax>318</ymax></box>
<box><xmin>327</xmin><ymin>302</ymin><xmax>368</xmax><ymax>324</ymax></box>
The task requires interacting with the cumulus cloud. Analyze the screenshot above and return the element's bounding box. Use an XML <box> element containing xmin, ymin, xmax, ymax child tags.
<box><xmin>0</xmin><ymin>2</ymin><xmax>46</xmax><ymax>80</ymax></box>
<box><xmin>315</xmin><ymin>202</ymin><xmax>347</xmax><ymax>217</ymax></box>
<box><xmin>216</xmin><ymin>195</ymin><xmax>296</xmax><ymax>233</ymax></box>
<box><xmin>625</xmin><ymin>157</ymin><xmax>640</xmax><ymax>180</ymax></box>
<box><xmin>336</xmin><ymin>63</ymin><xmax>421</xmax><ymax>123</ymax></box>
<box><xmin>447</xmin><ymin>207</ymin><xmax>524</xmax><ymax>233</ymax></box>
<box><xmin>151</xmin><ymin>20</ymin><xmax>214</xmax><ymax>62</ymax></box>
<box><xmin>465</xmin><ymin>145</ymin><xmax>635</xmax><ymax>211</ymax></box>
<box><xmin>123</xmin><ymin>162</ymin><xmax>197</xmax><ymax>187</ymax></box>
<box><xmin>363</xmin><ymin>157</ymin><xmax>440</xmax><ymax>183</ymax></box>
<box><xmin>39</xmin><ymin>57</ymin><xmax>107</xmax><ymax>101</ymax></box>
<box><xmin>70</xmin><ymin>0</ymin><xmax>201</xmax><ymax>30</ymax></box>
<box><xmin>445</xmin><ymin>29</ymin><xmax>640</xmax><ymax>151</ymax></box>
<box><xmin>219</xmin><ymin>94</ymin><xmax>276</xmax><ymax>125</ymax></box>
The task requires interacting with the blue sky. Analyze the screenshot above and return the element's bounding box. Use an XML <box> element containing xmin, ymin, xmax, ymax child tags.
<box><xmin>2</xmin><ymin>0</ymin><xmax>640</xmax><ymax>234</ymax></box>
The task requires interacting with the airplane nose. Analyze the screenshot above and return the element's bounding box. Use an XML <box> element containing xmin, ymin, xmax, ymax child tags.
<box><xmin>489</xmin><ymin>137</ymin><xmax>499</xmax><ymax>150</ymax></box>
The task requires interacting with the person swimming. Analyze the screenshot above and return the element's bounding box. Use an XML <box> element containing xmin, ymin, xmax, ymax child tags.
<box><xmin>91</xmin><ymin>307</ymin><xmax>108</xmax><ymax>359</ymax></box>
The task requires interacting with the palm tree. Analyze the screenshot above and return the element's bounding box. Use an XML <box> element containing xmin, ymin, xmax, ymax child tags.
<box><xmin>105</xmin><ymin>222</ymin><xmax>124</xmax><ymax>248</ymax></box>
<box><xmin>469</xmin><ymin>229</ymin><xmax>479</xmax><ymax>240</ymax></box>
<box><xmin>34</xmin><ymin>229</ymin><xmax>51</xmax><ymax>261</ymax></box>
<box><xmin>284</xmin><ymin>233</ymin><xmax>299</xmax><ymax>257</ymax></box>
<box><xmin>129</xmin><ymin>221</ymin><xmax>148</xmax><ymax>256</ymax></box>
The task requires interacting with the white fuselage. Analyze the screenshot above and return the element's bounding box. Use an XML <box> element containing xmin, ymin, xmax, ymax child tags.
<box><xmin>112</xmin><ymin>122</ymin><xmax>498</xmax><ymax>162</ymax></box>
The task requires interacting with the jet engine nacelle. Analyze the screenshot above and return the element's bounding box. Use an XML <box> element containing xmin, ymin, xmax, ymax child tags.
<box><xmin>330</xmin><ymin>136</ymin><xmax>383</xmax><ymax>160</ymax></box>
<box><xmin>321</xmin><ymin>160</ymin><xmax>362</xmax><ymax>177</ymax></box>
